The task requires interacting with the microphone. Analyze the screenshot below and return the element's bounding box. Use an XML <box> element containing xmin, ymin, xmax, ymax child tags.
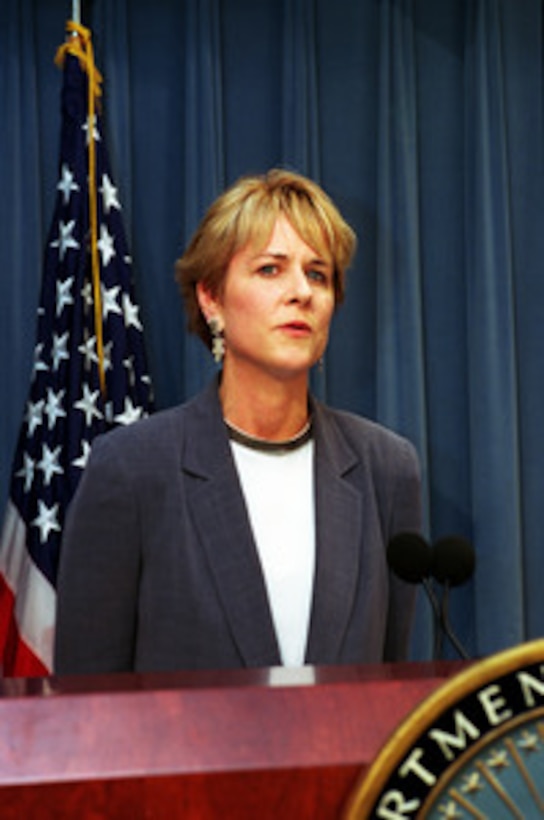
<box><xmin>386</xmin><ymin>531</ymin><xmax>432</xmax><ymax>583</ymax></box>
<box><xmin>387</xmin><ymin>532</ymin><xmax>474</xmax><ymax>661</ymax></box>
<box><xmin>432</xmin><ymin>536</ymin><xmax>475</xmax><ymax>586</ymax></box>
<box><xmin>387</xmin><ymin>532</ymin><xmax>443</xmax><ymax>659</ymax></box>
<box><xmin>431</xmin><ymin>536</ymin><xmax>475</xmax><ymax>661</ymax></box>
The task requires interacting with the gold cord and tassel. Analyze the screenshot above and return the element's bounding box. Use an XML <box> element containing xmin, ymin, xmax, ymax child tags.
<box><xmin>55</xmin><ymin>21</ymin><xmax>106</xmax><ymax>396</ymax></box>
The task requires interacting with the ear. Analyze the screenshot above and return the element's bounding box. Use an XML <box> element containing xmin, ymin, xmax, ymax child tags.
<box><xmin>196</xmin><ymin>281</ymin><xmax>222</xmax><ymax>324</ymax></box>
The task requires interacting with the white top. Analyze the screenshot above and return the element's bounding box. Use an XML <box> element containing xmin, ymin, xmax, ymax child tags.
<box><xmin>230</xmin><ymin>438</ymin><xmax>316</xmax><ymax>667</ymax></box>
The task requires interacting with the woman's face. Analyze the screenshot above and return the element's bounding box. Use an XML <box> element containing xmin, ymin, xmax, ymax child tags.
<box><xmin>201</xmin><ymin>214</ymin><xmax>335</xmax><ymax>383</ymax></box>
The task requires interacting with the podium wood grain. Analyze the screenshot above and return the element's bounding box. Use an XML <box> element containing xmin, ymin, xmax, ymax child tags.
<box><xmin>0</xmin><ymin>662</ymin><xmax>462</xmax><ymax>818</ymax></box>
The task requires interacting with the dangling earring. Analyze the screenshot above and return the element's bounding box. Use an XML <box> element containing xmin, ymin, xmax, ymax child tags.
<box><xmin>208</xmin><ymin>317</ymin><xmax>225</xmax><ymax>364</ymax></box>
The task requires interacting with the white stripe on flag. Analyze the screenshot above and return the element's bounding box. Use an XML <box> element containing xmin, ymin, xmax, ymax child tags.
<box><xmin>0</xmin><ymin>500</ymin><xmax>56</xmax><ymax>670</ymax></box>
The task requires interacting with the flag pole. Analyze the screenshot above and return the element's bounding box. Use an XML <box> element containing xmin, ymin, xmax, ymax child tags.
<box><xmin>72</xmin><ymin>1</ymin><xmax>81</xmax><ymax>24</ymax></box>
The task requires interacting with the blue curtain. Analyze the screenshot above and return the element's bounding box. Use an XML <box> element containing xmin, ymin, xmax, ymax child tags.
<box><xmin>2</xmin><ymin>0</ymin><xmax>543</xmax><ymax>661</ymax></box>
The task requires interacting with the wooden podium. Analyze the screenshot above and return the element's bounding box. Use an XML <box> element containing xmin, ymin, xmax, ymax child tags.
<box><xmin>0</xmin><ymin>662</ymin><xmax>463</xmax><ymax>818</ymax></box>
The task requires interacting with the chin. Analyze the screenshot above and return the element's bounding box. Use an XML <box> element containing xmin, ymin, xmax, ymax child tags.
<box><xmin>268</xmin><ymin>359</ymin><xmax>314</xmax><ymax>381</ymax></box>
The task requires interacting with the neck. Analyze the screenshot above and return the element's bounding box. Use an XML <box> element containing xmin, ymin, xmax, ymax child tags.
<box><xmin>219</xmin><ymin>365</ymin><xmax>310</xmax><ymax>441</ymax></box>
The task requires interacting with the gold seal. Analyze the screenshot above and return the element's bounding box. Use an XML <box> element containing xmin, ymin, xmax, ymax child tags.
<box><xmin>345</xmin><ymin>639</ymin><xmax>544</xmax><ymax>818</ymax></box>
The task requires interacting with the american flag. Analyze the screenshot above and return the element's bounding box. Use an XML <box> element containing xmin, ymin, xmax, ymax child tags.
<box><xmin>0</xmin><ymin>23</ymin><xmax>154</xmax><ymax>676</ymax></box>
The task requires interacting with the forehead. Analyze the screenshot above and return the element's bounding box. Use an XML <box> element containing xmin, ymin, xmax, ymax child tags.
<box><xmin>249</xmin><ymin>214</ymin><xmax>331</xmax><ymax>262</ymax></box>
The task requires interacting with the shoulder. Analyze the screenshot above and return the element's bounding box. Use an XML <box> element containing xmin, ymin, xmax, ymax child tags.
<box><xmin>314</xmin><ymin>401</ymin><xmax>419</xmax><ymax>475</ymax></box>
<box><xmin>88</xmin><ymin>380</ymin><xmax>220</xmax><ymax>470</ymax></box>
<box><xmin>314</xmin><ymin>401</ymin><xmax>422</xmax><ymax>533</ymax></box>
<box><xmin>91</xmin><ymin>404</ymin><xmax>184</xmax><ymax>459</ymax></box>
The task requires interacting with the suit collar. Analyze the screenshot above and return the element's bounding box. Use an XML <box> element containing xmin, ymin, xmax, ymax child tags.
<box><xmin>305</xmin><ymin>400</ymin><xmax>363</xmax><ymax>664</ymax></box>
<box><xmin>181</xmin><ymin>380</ymin><xmax>281</xmax><ymax>667</ymax></box>
<box><xmin>180</xmin><ymin>382</ymin><xmax>363</xmax><ymax>667</ymax></box>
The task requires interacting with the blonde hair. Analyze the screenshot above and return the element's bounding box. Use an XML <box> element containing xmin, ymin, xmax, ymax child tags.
<box><xmin>175</xmin><ymin>168</ymin><xmax>357</xmax><ymax>349</ymax></box>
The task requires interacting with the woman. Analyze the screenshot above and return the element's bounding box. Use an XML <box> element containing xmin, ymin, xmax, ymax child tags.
<box><xmin>54</xmin><ymin>169</ymin><xmax>422</xmax><ymax>674</ymax></box>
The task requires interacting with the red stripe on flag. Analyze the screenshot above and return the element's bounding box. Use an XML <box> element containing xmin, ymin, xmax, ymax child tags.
<box><xmin>0</xmin><ymin>574</ymin><xmax>48</xmax><ymax>678</ymax></box>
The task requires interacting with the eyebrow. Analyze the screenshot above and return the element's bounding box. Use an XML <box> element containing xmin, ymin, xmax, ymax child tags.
<box><xmin>253</xmin><ymin>251</ymin><xmax>331</xmax><ymax>267</ymax></box>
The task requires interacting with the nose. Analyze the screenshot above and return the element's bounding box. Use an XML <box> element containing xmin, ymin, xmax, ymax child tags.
<box><xmin>287</xmin><ymin>266</ymin><xmax>312</xmax><ymax>303</ymax></box>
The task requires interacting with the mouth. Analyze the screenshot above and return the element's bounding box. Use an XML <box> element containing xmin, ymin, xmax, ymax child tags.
<box><xmin>280</xmin><ymin>321</ymin><xmax>312</xmax><ymax>333</ymax></box>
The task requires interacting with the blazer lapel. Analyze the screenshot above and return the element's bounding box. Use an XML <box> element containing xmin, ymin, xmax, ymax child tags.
<box><xmin>305</xmin><ymin>402</ymin><xmax>362</xmax><ymax>665</ymax></box>
<box><xmin>180</xmin><ymin>383</ymin><xmax>281</xmax><ymax>667</ymax></box>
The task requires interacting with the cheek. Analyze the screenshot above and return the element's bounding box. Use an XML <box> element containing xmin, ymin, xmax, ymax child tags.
<box><xmin>318</xmin><ymin>298</ymin><xmax>335</xmax><ymax>330</ymax></box>
<box><xmin>223</xmin><ymin>288</ymin><xmax>268</xmax><ymax>328</ymax></box>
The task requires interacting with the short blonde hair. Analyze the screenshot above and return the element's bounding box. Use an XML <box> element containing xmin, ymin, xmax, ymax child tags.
<box><xmin>175</xmin><ymin>168</ymin><xmax>357</xmax><ymax>349</ymax></box>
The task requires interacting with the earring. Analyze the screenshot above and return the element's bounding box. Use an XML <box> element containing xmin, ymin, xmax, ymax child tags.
<box><xmin>208</xmin><ymin>317</ymin><xmax>225</xmax><ymax>364</ymax></box>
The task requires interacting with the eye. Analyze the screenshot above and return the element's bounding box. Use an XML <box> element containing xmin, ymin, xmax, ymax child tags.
<box><xmin>307</xmin><ymin>267</ymin><xmax>331</xmax><ymax>286</ymax></box>
<box><xmin>257</xmin><ymin>263</ymin><xmax>279</xmax><ymax>277</ymax></box>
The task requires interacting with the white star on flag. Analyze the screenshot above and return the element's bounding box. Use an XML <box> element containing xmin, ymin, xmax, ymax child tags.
<box><xmin>82</xmin><ymin>113</ymin><xmax>100</xmax><ymax>144</ymax></box>
<box><xmin>72</xmin><ymin>440</ymin><xmax>92</xmax><ymax>471</ymax></box>
<box><xmin>97</xmin><ymin>223</ymin><xmax>116</xmax><ymax>267</ymax></box>
<box><xmin>56</xmin><ymin>276</ymin><xmax>75</xmax><ymax>316</ymax></box>
<box><xmin>44</xmin><ymin>388</ymin><xmax>67</xmax><ymax>430</ymax></box>
<box><xmin>37</xmin><ymin>444</ymin><xmax>63</xmax><ymax>486</ymax></box>
<box><xmin>51</xmin><ymin>331</ymin><xmax>70</xmax><ymax>371</ymax></box>
<box><xmin>74</xmin><ymin>383</ymin><xmax>103</xmax><ymax>426</ymax></box>
<box><xmin>114</xmin><ymin>396</ymin><xmax>144</xmax><ymax>425</ymax></box>
<box><xmin>32</xmin><ymin>343</ymin><xmax>48</xmax><ymax>375</ymax></box>
<box><xmin>32</xmin><ymin>501</ymin><xmax>62</xmax><ymax>544</ymax></box>
<box><xmin>100</xmin><ymin>173</ymin><xmax>121</xmax><ymax>213</ymax></box>
<box><xmin>50</xmin><ymin>220</ymin><xmax>80</xmax><ymax>261</ymax></box>
<box><xmin>101</xmin><ymin>283</ymin><xmax>123</xmax><ymax>318</ymax></box>
<box><xmin>102</xmin><ymin>340</ymin><xmax>113</xmax><ymax>372</ymax></box>
<box><xmin>78</xmin><ymin>333</ymin><xmax>99</xmax><ymax>369</ymax></box>
<box><xmin>57</xmin><ymin>163</ymin><xmax>79</xmax><ymax>205</ymax></box>
<box><xmin>25</xmin><ymin>399</ymin><xmax>45</xmax><ymax>437</ymax></box>
<box><xmin>122</xmin><ymin>292</ymin><xmax>143</xmax><ymax>330</ymax></box>
<box><xmin>16</xmin><ymin>453</ymin><xmax>35</xmax><ymax>494</ymax></box>
<box><xmin>81</xmin><ymin>280</ymin><xmax>93</xmax><ymax>307</ymax></box>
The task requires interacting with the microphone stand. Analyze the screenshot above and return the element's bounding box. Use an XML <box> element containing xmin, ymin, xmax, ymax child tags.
<box><xmin>439</xmin><ymin>581</ymin><xmax>470</xmax><ymax>661</ymax></box>
<box><xmin>422</xmin><ymin>578</ymin><xmax>443</xmax><ymax>661</ymax></box>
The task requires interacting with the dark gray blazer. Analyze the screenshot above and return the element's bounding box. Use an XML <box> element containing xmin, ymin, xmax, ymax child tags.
<box><xmin>54</xmin><ymin>379</ymin><xmax>422</xmax><ymax>675</ymax></box>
